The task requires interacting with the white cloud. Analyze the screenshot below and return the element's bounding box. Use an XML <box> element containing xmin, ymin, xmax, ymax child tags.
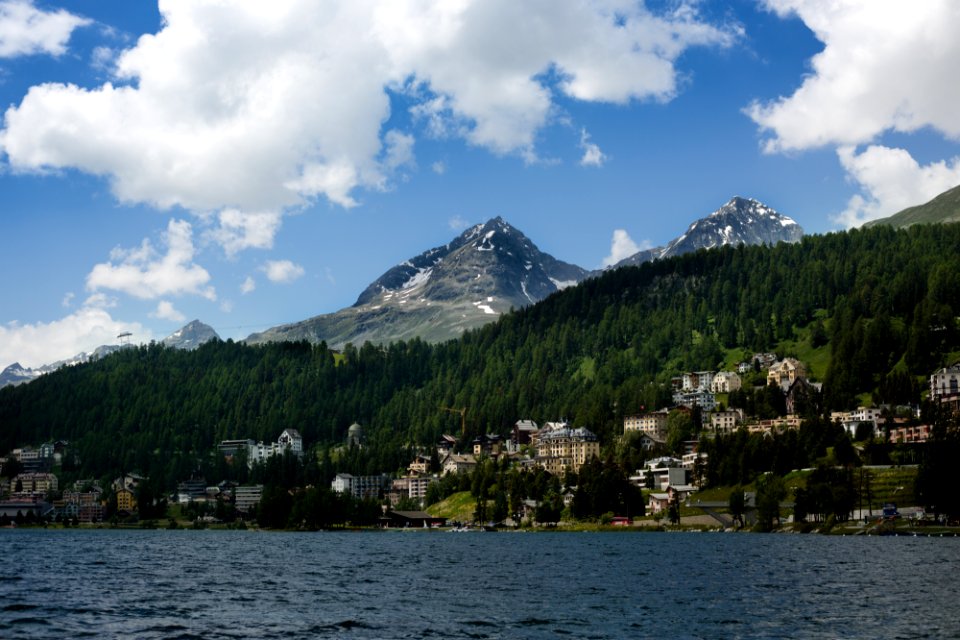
<box><xmin>86</xmin><ymin>218</ymin><xmax>216</xmax><ymax>300</ymax></box>
<box><xmin>207</xmin><ymin>209</ymin><xmax>283</xmax><ymax>258</ymax></box>
<box><xmin>61</xmin><ymin>292</ymin><xmax>74</xmax><ymax>308</ymax></box>
<box><xmin>448</xmin><ymin>215</ymin><xmax>471</xmax><ymax>231</ymax></box>
<box><xmin>602</xmin><ymin>229</ymin><xmax>651</xmax><ymax>267</ymax></box>
<box><xmin>262</xmin><ymin>259</ymin><xmax>305</xmax><ymax>284</ymax></box>
<box><xmin>431</xmin><ymin>161</ymin><xmax>446</xmax><ymax>175</ymax></box>
<box><xmin>150</xmin><ymin>300</ymin><xmax>185</xmax><ymax>322</ymax></box>
<box><xmin>382</xmin><ymin>129</ymin><xmax>415</xmax><ymax>171</ymax></box>
<box><xmin>748</xmin><ymin>1</ymin><xmax>960</xmax><ymax>152</ymax></box>
<box><xmin>240</xmin><ymin>276</ymin><xmax>256</xmax><ymax>295</ymax></box>
<box><xmin>0</xmin><ymin>0</ymin><xmax>90</xmax><ymax>58</ymax></box>
<box><xmin>0</xmin><ymin>305</ymin><xmax>147</xmax><ymax>370</ymax></box>
<box><xmin>834</xmin><ymin>145</ymin><xmax>960</xmax><ymax>227</ymax></box>
<box><xmin>1</xmin><ymin>1</ymin><xmax>736</xmax><ymax>254</ymax></box>
<box><xmin>579</xmin><ymin>129</ymin><xmax>606</xmax><ymax>167</ymax></box>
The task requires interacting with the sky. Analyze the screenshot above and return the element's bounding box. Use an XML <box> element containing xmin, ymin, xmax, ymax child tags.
<box><xmin>2</xmin><ymin>0</ymin><xmax>960</xmax><ymax>370</ymax></box>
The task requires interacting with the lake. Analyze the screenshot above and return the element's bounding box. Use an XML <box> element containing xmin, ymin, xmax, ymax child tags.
<box><xmin>2</xmin><ymin>529</ymin><xmax>958</xmax><ymax>639</ymax></box>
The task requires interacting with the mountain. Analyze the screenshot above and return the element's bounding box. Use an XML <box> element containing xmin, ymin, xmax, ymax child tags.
<box><xmin>0</xmin><ymin>321</ymin><xmax>218</xmax><ymax>389</ymax></box>
<box><xmin>246</xmin><ymin>217</ymin><xmax>588</xmax><ymax>348</ymax></box>
<box><xmin>864</xmin><ymin>184</ymin><xmax>960</xmax><ymax>229</ymax></box>
<box><xmin>0</xmin><ymin>345</ymin><xmax>122</xmax><ymax>389</ymax></box>
<box><xmin>0</xmin><ymin>362</ymin><xmax>40</xmax><ymax>388</ymax></box>
<box><xmin>162</xmin><ymin>320</ymin><xmax>220</xmax><ymax>350</ymax></box>
<box><xmin>609</xmin><ymin>197</ymin><xmax>803</xmax><ymax>269</ymax></box>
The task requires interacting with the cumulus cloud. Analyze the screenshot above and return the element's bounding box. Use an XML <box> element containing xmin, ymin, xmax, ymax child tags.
<box><xmin>240</xmin><ymin>276</ymin><xmax>256</xmax><ymax>295</ymax></box>
<box><xmin>262</xmin><ymin>259</ymin><xmax>305</xmax><ymax>284</ymax></box>
<box><xmin>86</xmin><ymin>218</ymin><xmax>216</xmax><ymax>300</ymax></box>
<box><xmin>602</xmin><ymin>229</ymin><xmax>651</xmax><ymax>267</ymax></box>
<box><xmin>748</xmin><ymin>1</ymin><xmax>960</xmax><ymax>152</ymax></box>
<box><xmin>834</xmin><ymin>145</ymin><xmax>960</xmax><ymax>227</ymax></box>
<box><xmin>207</xmin><ymin>209</ymin><xmax>283</xmax><ymax>258</ymax></box>
<box><xmin>0</xmin><ymin>305</ymin><xmax>147</xmax><ymax>370</ymax></box>
<box><xmin>0</xmin><ymin>0</ymin><xmax>90</xmax><ymax>58</ymax></box>
<box><xmin>746</xmin><ymin>2</ymin><xmax>960</xmax><ymax>228</ymax></box>
<box><xmin>0</xmin><ymin>1</ymin><xmax>736</xmax><ymax>253</ymax></box>
<box><xmin>150</xmin><ymin>300</ymin><xmax>185</xmax><ymax>323</ymax></box>
<box><xmin>431</xmin><ymin>161</ymin><xmax>446</xmax><ymax>175</ymax></box>
<box><xmin>579</xmin><ymin>129</ymin><xmax>606</xmax><ymax>167</ymax></box>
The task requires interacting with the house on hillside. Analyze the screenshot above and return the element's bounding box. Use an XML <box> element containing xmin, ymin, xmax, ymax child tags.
<box><xmin>931</xmin><ymin>362</ymin><xmax>960</xmax><ymax>414</ymax></box>
<box><xmin>441</xmin><ymin>453</ymin><xmax>477</xmax><ymax>476</ymax></box>
<box><xmin>623</xmin><ymin>410</ymin><xmax>670</xmax><ymax>439</ymax></box>
<box><xmin>711</xmin><ymin>372</ymin><xmax>742</xmax><ymax>394</ymax></box>
<box><xmin>534</xmin><ymin>426</ymin><xmax>600</xmax><ymax>475</ymax></box>
<box><xmin>767</xmin><ymin>358</ymin><xmax>806</xmax><ymax>387</ymax></box>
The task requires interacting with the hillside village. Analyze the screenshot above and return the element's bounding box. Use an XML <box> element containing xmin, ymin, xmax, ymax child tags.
<box><xmin>3</xmin><ymin>355</ymin><xmax>957</xmax><ymax>530</ymax></box>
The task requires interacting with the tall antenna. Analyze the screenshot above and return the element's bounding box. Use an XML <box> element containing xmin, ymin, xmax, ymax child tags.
<box><xmin>117</xmin><ymin>331</ymin><xmax>132</xmax><ymax>347</ymax></box>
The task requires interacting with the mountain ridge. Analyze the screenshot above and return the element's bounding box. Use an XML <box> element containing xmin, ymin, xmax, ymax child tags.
<box><xmin>864</xmin><ymin>184</ymin><xmax>960</xmax><ymax>229</ymax></box>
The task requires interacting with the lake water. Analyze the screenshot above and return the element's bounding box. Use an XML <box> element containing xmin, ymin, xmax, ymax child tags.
<box><xmin>2</xmin><ymin>529</ymin><xmax>959</xmax><ymax>639</ymax></box>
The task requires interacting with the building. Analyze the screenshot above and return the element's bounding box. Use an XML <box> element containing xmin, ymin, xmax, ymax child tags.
<box><xmin>471</xmin><ymin>434</ymin><xmax>503</xmax><ymax>457</ymax></box>
<box><xmin>888</xmin><ymin>424</ymin><xmax>931</xmax><ymax>444</ymax></box>
<box><xmin>672</xmin><ymin>390</ymin><xmax>717</xmax><ymax>412</ymax></box>
<box><xmin>681</xmin><ymin>371</ymin><xmax>716</xmax><ymax>393</ymax></box>
<box><xmin>436</xmin><ymin>434</ymin><xmax>458</xmax><ymax>456</ymax></box>
<box><xmin>441</xmin><ymin>453</ymin><xmax>477</xmax><ymax>476</ymax></box>
<box><xmin>407</xmin><ymin>454</ymin><xmax>432</xmax><ymax>476</ymax></box>
<box><xmin>12</xmin><ymin>472</ymin><xmax>58</xmax><ymax>496</ymax></box>
<box><xmin>220</xmin><ymin>429</ymin><xmax>305</xmax><ymax>468</ymax></box>
<box><xmin>347</xmin><ymin>422</ymin><xmax>365</xmax><ymax>447</ymax></box>
<box><xmin>832</xmin><ymin>406</ymin><xmax>883</xmax><ymax>437</ymax></box>
<box><xmin>512</xmin><ymin>420</ymin><xmax>539</xmax><ymax>449</ymax></box>
<box><xmin>630</xmin><ymin>458</ymin><xmax>689</xmax><ymax>490</ymax></box>
<box><xmin>931</xmin><ymin>363</ymin><xmax>960</xmax><ymax>413</ymax></box>
<box><xmin>767</xmin><ymin>358</ymin><xmax>807</xmax><ymax>387</ymax></box>
<box><xmin>709</xmin><ymin>410</ymin><xmax>742</xmax><ymax>434</ymax></box>
<box><xmin>62</xmin><ymin>490</ymin><xmax>104</xmax><ymax>523</ymax></box>
<box><xmin>234</xmin><ymin>485</ymin><xmax>263</xmax><ymax>514</ymax></box>
<box><xmin>331</xmin><ymin>473</ymin><xmax>391</xmax><ymax>500</ymax></box>
<box><xmin>116</xmin><ymin>488</ymin><xmax>137</xmax><ymax>513</ymax></box>
<box><xmin>535</xmin><ymin>426</ymin><xmax>600</xmax><ymax>475</ymax></box>
<box><xmin>277</xmin><ymin>429</ymin><xmax>303</xmax><ymax>455</ymax></box>
<box><xmin>381</xmin><ymin>510</ymin><xmax>447</xmax><ymax>528</ymax></box>
<box><xmin>711</xmin><ymin>372</ymin><xmax>742</xmax><ymax>394</ymax></box>
<box><xmin>623</xmin><ymin>410</ymin><xmax>669</xmax><ymax>439</ymax></box>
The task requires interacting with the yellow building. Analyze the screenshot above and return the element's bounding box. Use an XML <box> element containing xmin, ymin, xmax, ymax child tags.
<box><xmin>767</xmin><ymin>358</ymin><xmax>806</xmax><ymax>387</ymax></box>
<box><xmin>623</xmin><ymin>410</ymin><xmax>669</xmax><ymax>439</ymax></box>
<box><xmin>116</xmin><ymin>488</ymin><xmax>137</xmax><ymax>513</ymax></box>
<box><xmin>535</xmin><ymin>426</ymin><xmax>600</xmax><ymax>475</ymax></box>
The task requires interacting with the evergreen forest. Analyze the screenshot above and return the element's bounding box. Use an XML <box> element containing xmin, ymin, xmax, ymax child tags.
<box><xmin>2</xmin><ymin>223</ymin><xmax>960</xmax><ymax>509</ymax></box>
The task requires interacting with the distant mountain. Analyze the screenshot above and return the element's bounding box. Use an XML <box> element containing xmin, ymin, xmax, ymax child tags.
<box><xmin>864</xmin><ymin>184</ymin><xmax>960</xmax><ymax>229</ymax></box>
<box><xmin>0</xmin><ymin>321</ymin><xmax>218</xmax><ymax>389</ymax></box>
<box><xmin>0</xmin><ymin>345</ymin><xmax>122</xmax><ymax>389</ymax></box>
<box><xmin>609</xmin><ymin>197</ymin><xmax>804</xmax><ymax>270</ymax></box>
<box><xmin>246</xmin><ymin>217</ymin><xmax>588</xmax><ymax>348</ymax></box>
<box><xmin>162</xmin><ymin>320</ymin><xmax>219</xmax><ymax>350</ymax></box>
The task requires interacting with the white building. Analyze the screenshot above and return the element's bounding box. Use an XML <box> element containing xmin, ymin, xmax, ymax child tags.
<box><xmin>331</xmin><ymin>473</ymin><xmax>390</xmax><ymax>500</ymax></box>
<box><xmin>709</xmin><ymin>410</ymin><xmax>742</xmax><ymax>434</ymax></box>
<box><xmin>711</xmin><ymin>372</ymin><xmax>742</xmax><ymax>394</ymax></box>
<box><xmin>931</xmin><ymin>363</ymin><xmax>960</xmax><ymax>401</ymax></box>
<box><xmin>222</xmin><ymin>429</ymin><xmax>304</xmax><ymax>468</ymax></box>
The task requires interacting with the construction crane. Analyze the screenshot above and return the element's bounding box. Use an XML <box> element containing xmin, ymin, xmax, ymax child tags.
<box><xmin>440</xmin><ymin>406</ymin><xmax>467</xmax><ymax>436</ymax></box>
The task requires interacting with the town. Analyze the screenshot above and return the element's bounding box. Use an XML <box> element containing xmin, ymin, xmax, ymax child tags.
<box><xmin>3</xmin><ymin>355</ymin><xmax>957</xmax><ymax>533</ymax></box>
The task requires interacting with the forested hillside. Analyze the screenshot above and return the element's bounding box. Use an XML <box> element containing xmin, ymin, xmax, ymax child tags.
<box><xmin>2</xmin><ymin>224</ymin><xmax>959</xmax><ymax>482</ymax></box>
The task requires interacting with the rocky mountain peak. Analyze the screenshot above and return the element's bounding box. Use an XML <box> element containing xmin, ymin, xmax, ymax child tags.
<box><xmin>162</xmin><ymin>320</ymin><xmax>220</xmax><ymax>350</ymax></box>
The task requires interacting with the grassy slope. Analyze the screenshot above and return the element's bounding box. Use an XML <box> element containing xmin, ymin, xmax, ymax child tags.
<box><xmin>427</xmin><ymin>491</ymin><xmax>477</xmax><ymax>522</ymax></box>
<box><xmin>865</xmin><ymin>184</ymin><xmax>960</xmax><ymax>229</ymax></box>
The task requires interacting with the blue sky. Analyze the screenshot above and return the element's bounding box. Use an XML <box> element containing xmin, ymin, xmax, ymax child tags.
<box><xmin>2</xmin><ymin>0</ymin><xmax>960</xmax><ymax>369</ymax></box>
